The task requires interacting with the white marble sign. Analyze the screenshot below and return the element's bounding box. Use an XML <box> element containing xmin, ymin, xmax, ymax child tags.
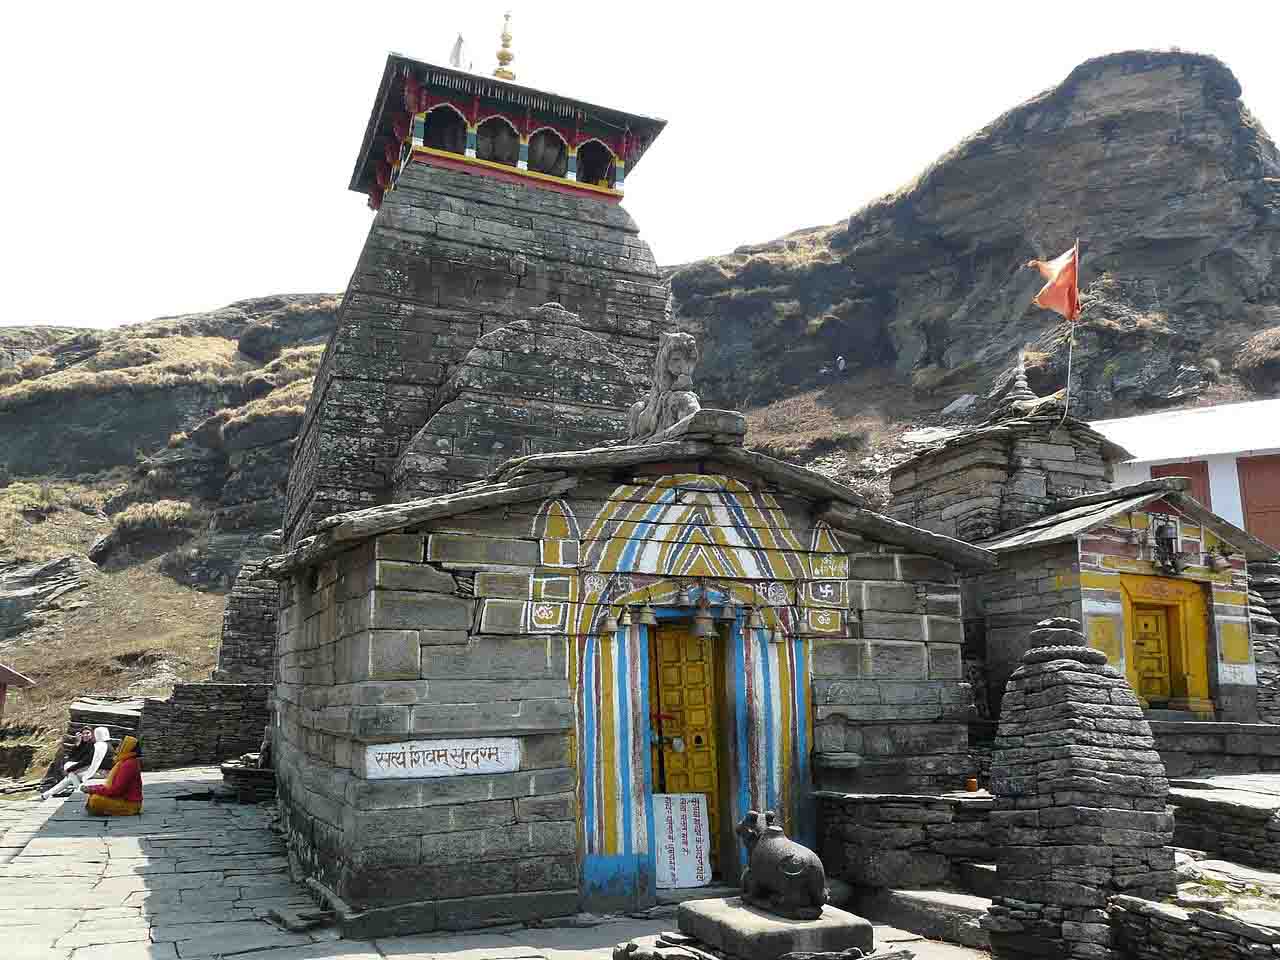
<box><xmin>653</xmin><ymin>793</ymin><xmax>711</xmax><ymax>889</ymax></box>
<box><xmin>365</xmin><ymin>737</ymin><xmax>521</xmax><ymax>780</ymax></box>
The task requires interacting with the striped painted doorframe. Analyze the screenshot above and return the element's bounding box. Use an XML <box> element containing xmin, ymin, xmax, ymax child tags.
<box><xmin>575</xmin><ymin>592</ymin><xmax>813</xmax><ymax>910</ymax></box>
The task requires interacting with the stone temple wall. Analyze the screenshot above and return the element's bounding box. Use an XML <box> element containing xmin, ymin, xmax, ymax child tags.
<box><xmin>811</xmin><ymin>555</ymin><xmax>975</xmax><ymax>795</ymax></box>
<box><xmin>270</xmin><ymin>463</ymin><xmax>979</xmax><ymax>936</ymax></box>
<box><xmin>390</xmin><ymin>303</ymin><xmax>648</xmax><ymax>502</ymax></box>
<box><xmin>888</xmin><ymin>419</ymin><xmax>1114</xmax><ymax>544</ymax></box>
<box><xmin>284</xmin><ymin>161</ymin><xmax>669</xmax><ymax>548</ymax></box>
<box><xmin>962</xmin><ymin>542</ymin><xmax>1083</xmax><ymax>719</ymax></box>
<box><xmin>212</xmin><ymin>555</ymin><xmax>278</xmax><ymax>683</ymax></box>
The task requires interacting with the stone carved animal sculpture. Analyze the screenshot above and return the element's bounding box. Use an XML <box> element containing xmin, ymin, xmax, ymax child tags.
<box><xmin>737</xmin><ymin>810</ymin><xmax>827</xmax><ymax>921</ymax></box>
<box><xmin>627</xmin><ymin>331</ymin><xmax>701</xmax><ymax>443</ymax></box>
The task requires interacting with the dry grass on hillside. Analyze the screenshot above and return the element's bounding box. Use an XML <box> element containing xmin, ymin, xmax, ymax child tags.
<box><xmin>745</xmin><ymin>368</ymin><xmax>936</xmax><ymax>461</ymax></box>
<box><xmin>0</xmin><ymin>477</ymin><xmax>224</xmax><ymax>780</ymax></box>
<box><xmin>0</xmin><ymin>336</ymin><xmax>252</xmax><ymax>411</ymax></box>
<box><xmin>111</xmin><ymin>500</ymin><xmax>208</xmax><ymax>539</ymax></box>
<box><xmin>222</xmin><ymin>377</ymin><xmax>313</xmax><ymax>431</ymax></box>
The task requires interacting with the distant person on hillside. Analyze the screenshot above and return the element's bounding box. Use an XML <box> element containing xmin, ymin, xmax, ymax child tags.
<box><xmin>38</xmin><ymin>726</ymin><xmax>109</xmax><ymax>801</ymax></box>
<box><xmin>82</xmin><ymin>735</ymin><xmax>143</xmax><ymax>816</ymax></box>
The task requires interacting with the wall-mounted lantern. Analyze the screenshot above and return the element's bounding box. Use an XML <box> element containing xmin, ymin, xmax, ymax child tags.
<box><xmin>1153</xmin><ymin>518</ymin><xmax>1182</xmax><ymax>575</ymax></box>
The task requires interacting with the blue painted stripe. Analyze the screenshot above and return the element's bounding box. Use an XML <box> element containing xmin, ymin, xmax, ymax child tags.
<box><xmin>732</xmin><ymin>621</ymin><xmax>750</xmax><ymax>836</ymax></box>
<box><xmin>583</xmin><ymin>635</ymin><xmax>597</xmax><ymax>853</ymax></box>
<box><xmin>759</xmin><ymin>624</ymin><xmax>777</xmax><ymax>813</ymax></box>
<box><xmin>639</xmin><ymin>624</ymin><xmax>656</xmax><ymax>897</ymax></box>
<box><xmin>615</xmin><ymin>626</ymin><xmax>633</xmax><ymax>858</ymax></box>
<box><xmin>616</xmin><ymin>489</ymin><xmax>676</xmax><ymax>574</ymax></box>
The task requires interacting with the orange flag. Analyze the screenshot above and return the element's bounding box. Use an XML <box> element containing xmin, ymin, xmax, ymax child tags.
<box><xmin>1025</xmin><ymin>240</ymin><xmax>1080</xmax><ymax>322</ymax></box>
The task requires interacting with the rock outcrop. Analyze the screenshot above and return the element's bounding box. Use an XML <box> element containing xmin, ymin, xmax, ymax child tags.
<box><xmin>672</xmin><ymin>50</ymin><xmax>1280</xmax><ymax>418</ymax></box>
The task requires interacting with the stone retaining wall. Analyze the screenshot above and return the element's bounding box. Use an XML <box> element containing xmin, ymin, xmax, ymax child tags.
<box><xmin>1110</xmin><ymin>894</ymin><xmax>1280</xmax><ymax>958</ymax></box>
<box><xmin>139</xmin><ymin>682</ymin><xmax>271</xmax><ymax>770</ymax></box>
<box><xmin>1169</xmin><ymin>785</ymin><xmax>1280</xmax><ymax>869</ymax></box>
<box><xmin>817</xmin><ymin>791</ymin><xmax>993</xmax><ymax>888</ymax></box>
<box><xmin>1151</xmin><ymin>720</ymin><xmax>1280</xmax><ymax>777</ymax></box>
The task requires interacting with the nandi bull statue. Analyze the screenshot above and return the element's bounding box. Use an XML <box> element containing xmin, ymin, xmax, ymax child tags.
<box><xmin>736</xmin><ymin>810</ymin><xmax>827</xmax><ymax>921</ymax></box>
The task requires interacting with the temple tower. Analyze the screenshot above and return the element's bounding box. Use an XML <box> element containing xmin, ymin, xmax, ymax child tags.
<box><xmin>285</xmin><ymin>30</ymin><xmax>668</xmax><ymax>547</ymax></box>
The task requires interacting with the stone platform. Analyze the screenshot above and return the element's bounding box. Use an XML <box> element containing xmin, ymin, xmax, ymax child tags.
<box><xmin>1</xmin><ymin>767</ymin><xmax>987</xmax><ymax>959</ymax></box>
<box><xmin>677</xmin><ymin>896</ymin><xmax>874</xmax><ymax>960</ymax></box>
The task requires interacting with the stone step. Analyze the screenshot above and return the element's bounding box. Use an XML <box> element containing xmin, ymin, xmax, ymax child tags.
<box><xmin>1145</xmin><ymin>709</ymin><xmax>1206</xmax><ymax>722</ymax></box>
<box><xmin>955</xmin><ymin>861</ymin><xmax>1000</xmax><ymax>898</ymax></box>
<box><xmin>850</xmin><ymin>888</ymin><xmax>991</xmax><ymax>950</ymax></box>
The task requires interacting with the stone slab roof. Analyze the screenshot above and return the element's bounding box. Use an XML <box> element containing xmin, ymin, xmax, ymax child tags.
<box><xmin>1091</xmin><ymin>398</ymin><xmax>1280</xmax><ymax>463</ymax></box>
<box><xmin>890</xmin><ymin>413</ymin><xmax>1132</xmax><ymax>475</ymax></box>
<box><xmin>976</xmin><ymin>477</ymin><xmax>1277</xmax><ymax>562</ymax></box>
<box><xmin>0</xmin><ymin>663</ymin><xmax>34</xmax><ymax>688</ymax></box>
<box><xmin>263</xmin><ymin>410</ymin><xmax>996</xmax><ymax>578</ymax></box>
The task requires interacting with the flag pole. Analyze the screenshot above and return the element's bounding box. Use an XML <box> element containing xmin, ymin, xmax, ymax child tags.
<box><xmin>1057</xmin><ymin>237</ymin><xmax>1080</xmax><ymax>428</ymax></box>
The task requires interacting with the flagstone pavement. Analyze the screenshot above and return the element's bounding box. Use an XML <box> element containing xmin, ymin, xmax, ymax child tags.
<box><xmin>0</xmin><ymin>767</ymin><xmax>989</xmax><ymax>960</ymax></box>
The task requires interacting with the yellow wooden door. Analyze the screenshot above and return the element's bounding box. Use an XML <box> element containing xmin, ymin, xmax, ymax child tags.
<box><xmin>652</xmin><ymin>626</ymin><xmax>722</xmax><ymax>873</ymax></box>
<box><xmin>1134</xmin><ymin>607</ymin><xmax>1172</xmax><ymax>701</ymax></box>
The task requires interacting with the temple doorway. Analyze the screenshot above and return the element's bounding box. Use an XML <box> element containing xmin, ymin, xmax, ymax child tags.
<box><xmin>649</xmin><ymin>623</ymin><xmax>729</xmax><ymax>878</ymax></box>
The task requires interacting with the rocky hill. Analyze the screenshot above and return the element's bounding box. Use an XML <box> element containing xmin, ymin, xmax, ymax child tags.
<box><xmin>0</xmin><ymin>294</ymin><xmax>340</xmax><ymax>591</ymax></box>
<box><xmin>2</xmin><ymin>48</ymin><xmax>1279</xmax><ymax>777</ymax></box>
<box><xmin>673</xmin><ymin>50</ymin><xmax>1280</xmax><ymax>429</ymax></box>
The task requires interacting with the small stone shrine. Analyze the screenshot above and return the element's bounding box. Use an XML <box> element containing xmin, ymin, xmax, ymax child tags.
<box><xmin>981</xmin><ymin>617</ymin><xmax>1175</xmax><ymax>960</ymax></box>
<box><xmin>890</xmin><ymin>359</ymin><xmax>1272</xmax><ymax>722</ymax></box>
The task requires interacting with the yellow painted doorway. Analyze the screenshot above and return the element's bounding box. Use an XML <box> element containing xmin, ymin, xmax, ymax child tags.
<box><xmin>1120</xmin><ymin>575</ymin><xmax>1213</xmax><ymax>715</ymax></box>
<box><xmin>650</xmin><ymin>624</ymin><xmax>726</xmax><ymax>876</ymax></box>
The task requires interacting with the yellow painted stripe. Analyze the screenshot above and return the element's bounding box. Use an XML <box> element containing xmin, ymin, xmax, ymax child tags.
<box><xmin>1079</xmin><ymin>571</ymin><xmax>1121</xmax><ymax>590</ymax></box>
<box><xmin>1215</xmin><ymin>590</ymin><xmax>1248</xmax><ymax>606</ymax></box>
<box><xmin>414</xmin><ymin>146</ymin><xmax>622</xmax><ymax>195</ymax></box>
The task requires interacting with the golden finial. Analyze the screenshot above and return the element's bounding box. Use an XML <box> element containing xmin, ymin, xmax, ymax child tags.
<box><xmin>494</xmin><ymin>12</ymin><xmax>516</xmax><ymax>81</ymax></box>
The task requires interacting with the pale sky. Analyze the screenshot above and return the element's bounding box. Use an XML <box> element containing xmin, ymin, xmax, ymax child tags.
<box><xmin>2</xmin><ymin>1</ymin><xmax>1277</xmax><ymax>329</ymax></box>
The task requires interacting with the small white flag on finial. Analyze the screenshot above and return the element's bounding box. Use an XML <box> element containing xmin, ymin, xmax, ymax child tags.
<box><xmin>449</xmin><ymin>34</ymin><xmax>468</xmax><ymax>70</ymax></box>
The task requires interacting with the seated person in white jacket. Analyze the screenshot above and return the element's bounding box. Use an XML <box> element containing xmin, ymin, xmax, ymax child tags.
<box><xmin>39</xmin><ymin>727</ymin><xmax>110</xmax><ymax>800</ymax></box>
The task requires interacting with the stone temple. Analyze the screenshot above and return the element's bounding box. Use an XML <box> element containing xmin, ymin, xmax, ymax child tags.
<box><xmin>245</xmin><ymin>30</ymin><xmax>1280</xmax><ymax>951</ymax></box>
<box><xmin>260</xmin><ymin>39</ymin><xmax>1012</xmax><ymax>937</ymax></box>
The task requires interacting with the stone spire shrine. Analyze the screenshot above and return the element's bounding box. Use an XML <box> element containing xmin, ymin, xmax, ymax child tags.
<box><xmin>284</xmin><ymin>26</ymin><xmax>669</xmax><ymax>548</ymax></box>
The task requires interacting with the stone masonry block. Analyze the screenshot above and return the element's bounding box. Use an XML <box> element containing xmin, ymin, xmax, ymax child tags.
<box><xmin>422</xmin><ymin>636</ymin><xmax>568</xmax><ymax>679</ymax></box>
<box><xmin>375</xmin><ymin>534</ymin><xmax>425</xmax><ymax>563</ymax></box>
<box><xmin>517</xmin><ymin>792</ymin><xmax>576</xmax><ymax>821</ymax></box>
<box><xmin>375</xmin><ymin>560</ymin><xmax>457</xmax><ymax>593</ymax></box>
<box><xmin>863</xmin><ymin>612</ymin><xmax>925</xmax><ymax>642</ymax></box>
<box><xmin>353</xmin><ymin>705</ymin><xmax>411</xmax><ymax>740</ymax></box>
<box><xmin>870</xmin><ymin>641</ymin><xmax>927</xmax><ymax>680</ymax></box>
<box><xmin>475</xmin><ymin>572</ymin><xmax>535</xmax><ymax>598</ymax></box>
<box><xmin>372</xmin><ymin>590</ymin><xmax>472</xmax><ymax>631</ymax></box>
<box><xmin>428</xmin><ymin>534</ymin><xmax>540</xmax><ymax>568</ymax></box>
<box><xmin>898</xmin><ymin>555</ymin><xmax>955</xmax><ymax>583</ymax></box>
<box><xmin>850</xmin><ymin>555</ymin><xmax>897</xmax><ymax>580</ymax></box>
<box><xmin>926</xmin><ymin>616</ymin><xmax>964</xmax><ymax>644</ymax></box>
<box><xmin>860</xmin><ymin>581</ymin><xmax>920</xmax><ymax>614</ymax></box>
<box><xmin>411</xmin><ymin>698</ymin><xmax>574</xmax><ymax>736</ymax></box>
<box><xmin>813</xmin><ymin>639</ymin><xmax>866</xmax><ymax>678</ymax></box>
<box><xmin>369</xmin><ymin>629</ymin><xmax>421</xmax><ymax>680</ymax></box>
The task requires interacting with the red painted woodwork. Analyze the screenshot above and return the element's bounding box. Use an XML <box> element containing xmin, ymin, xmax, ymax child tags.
<box><xmin>1151</xmin><ymin>460</ymin><xmax>1212</xmax><ymax>510</ymax></box>
<box><xmin>1239</xmin><ymin>454</ymin><xmax>1280</xmax><ymax>549</ymax></box>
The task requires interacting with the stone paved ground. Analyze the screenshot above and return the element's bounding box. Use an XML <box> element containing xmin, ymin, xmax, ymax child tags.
<box><xmin>0</xmin><ymin>767</ymin><xmax>988</xmax><ymax>959</ymax></box>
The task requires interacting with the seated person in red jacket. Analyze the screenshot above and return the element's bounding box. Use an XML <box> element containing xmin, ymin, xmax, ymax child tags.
<box><xmin>81</xmin><ymin>735</ymin><xmax>142</xmax><ymax>816</ymax></box>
